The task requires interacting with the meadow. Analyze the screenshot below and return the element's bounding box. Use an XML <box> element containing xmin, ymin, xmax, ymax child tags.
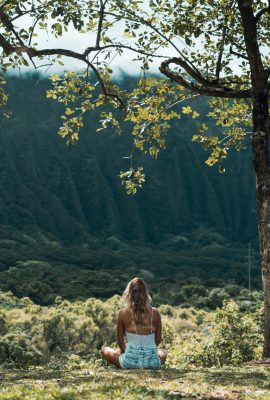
<box><xmin>0</xmin><ymin>290</ymin><xmax>268</xmax><ymax>399</ymax></box>
<box><xmin>1</xmin><ymin>364</ymin><xmax>270</xmax><ymax>399</ymax></box>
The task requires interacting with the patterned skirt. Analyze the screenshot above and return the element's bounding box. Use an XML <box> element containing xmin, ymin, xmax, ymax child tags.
<box><xmin>119</xmin><ymin>343</ymin><xmax>161</xmax><ymax>369</ymax></box>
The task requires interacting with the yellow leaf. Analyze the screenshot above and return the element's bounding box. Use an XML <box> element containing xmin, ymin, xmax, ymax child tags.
<box><xmin>182</xmin><ymin>106</ymin><xmax>192</xmax><ymax>114</ymax></box>
<box><xmin>65</xmin><ymin>108</ymin><xmax>74</xmax><ymax>115</ymax></box>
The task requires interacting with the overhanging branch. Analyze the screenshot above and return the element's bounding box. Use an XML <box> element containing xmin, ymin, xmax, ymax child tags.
<box><xmin>0</xmin><ymin>36</ymin><xmax>126</xmax><ymax>109</ymax></box>
<box><xmin>159</xmin><ymin>58</ymin><xmax>252</xmax><ymax>99</ymax></box>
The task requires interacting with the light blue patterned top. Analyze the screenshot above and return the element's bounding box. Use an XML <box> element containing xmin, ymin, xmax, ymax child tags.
<box><xmin>125</xmin><ymin>331</ymin><xmax>156</xmax><ymax>346</ymax></box>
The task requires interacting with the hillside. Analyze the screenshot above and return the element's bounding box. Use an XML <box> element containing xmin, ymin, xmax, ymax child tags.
<box><xmin>0</xmin><ymin>74</ymin><xmax>261</xmax><ymax>303</ymax></box>
<box><xmin>0</xmin><ymin>75</ymin><xmax>257</xmax><ymax>244</ymax></box>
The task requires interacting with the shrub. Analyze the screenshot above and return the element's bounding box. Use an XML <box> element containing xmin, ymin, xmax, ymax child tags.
<box><xmin>84</xmin><ymin>298</ymin><xmax>109</xmax><ymax>327</ymax></box>
<box><xmin>64</xmin><ymin>354</ymin><xmax>89</xmax><ymax>370</ymax></box>
<box><xmin>160</xmin><ymin>321</ymin><xmax>175</xmax><ymax>348</ymax></box>
<box><xmin>0</xmin><ymin>332</ymin><xmax>43</xmax><ymax>368</ymax></box>
<box><xmin>206</xmin><ymin>288</ymin><xmax>230</xmax><ymax>309</ymax></box>
<box><xmin>180</xmin><ymin>284</ymin><xmax>207</xmax><ymax>298</ymax></box>
<box><xmin>174</xmin><ymin>319</ymin><xmax>198</xmax><ymax>333</ymax></box>
<box><xmin>84</xmin><ymin>297</ymin><xmax>118</xmax><ymax>346</ymax></box>
<box><xmin>195</xmin><ymin>310</ymin><xmax>208</xmax><ymax>326</ymax></box>
<box><xmin>42</xmin><ymin>310</ymin><xmax>99</xmax><ymax>354</ymax></box>
<box><xmin>182</xmin><ymin>300</ymin><xmax>262</xmax><ymax>367</ymax></box>
<box><xmin>0</xmin><ymin>291</ymin><xmax>33</xmax><ymax>309</ymax></box>
<box><xmin>158</xmin><ymin>304</ymin><xmax>174</xmax><ymax>317</ymax></box>
<box><xmin>178</xmin><ymin>310</ymin><xmax>190</xmax><ymax>320</ymax></box>
<box><xmin>0</xmin><ymin>311</ymin><xmax>8</xmax><ymax>335</ymax></box>
<box><xmin>170</xmin><ymin>292</ymin><xmax>186</xmax><ymax>306</ymax></box>
<box><xmin>224</xmin><ymin>284</ymin><xmax>242</xmax><ymax>297</ymax></box>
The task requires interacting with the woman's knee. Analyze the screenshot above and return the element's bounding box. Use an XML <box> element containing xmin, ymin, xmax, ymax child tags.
<box><xmin>101</xmin><ymin>347</ymin><xmax>110</xmax><ymax>358</ymax></box>
<box><xmin>158</xmin><ymin>349</ymin><xmax>167</xmax><ymax>364</ymax></box>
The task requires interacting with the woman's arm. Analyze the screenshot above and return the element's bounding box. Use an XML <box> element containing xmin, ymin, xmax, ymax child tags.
<box><xmin>116</xmin><ymin>310</ymin><xmax>126</xmax><ymax>353</ymax></box>
<box><xmin>155</xmin><ymin>310</ymin><xmax>162</xmax><ymax>346</ymax></box>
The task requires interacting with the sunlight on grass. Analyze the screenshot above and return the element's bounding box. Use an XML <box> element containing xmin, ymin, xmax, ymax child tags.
<box><xmin>1</xmin><ymin>364</ymin><xmax>270</xmax><ymax>399</ymax></box>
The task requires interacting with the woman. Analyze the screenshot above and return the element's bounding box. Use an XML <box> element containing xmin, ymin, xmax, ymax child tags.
<box><xmin>101</xmin><ymin>277</ymin><xmax>167</xmax><ymax>369</ymax></box>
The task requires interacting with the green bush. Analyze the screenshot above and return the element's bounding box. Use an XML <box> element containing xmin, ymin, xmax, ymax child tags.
<box><xmin>42</xmin><ymin>309</ymin><xmax>99</xmax><ymax>354</ymax></box>
<box><xmin>0</xmin><ymin>291</ymin><xmax>33</xmax><ymax>309</ymax></box>
<box><xmin>158</xmin><ymin>304</ymin><xmax>174</xmax><ymax>317</ymax></box>
<box><xmin>182</xmin><ymin>300</ymin><xmax>262</xmax><ymax>367</ymax></box>
<box><xmin>0</xmin><ymin>311</ymin><xmax>8</xmax><ymax>335</ymax></box>
<box><xmin>84</xmin><ymin>297</ymin><xmax>119</xmax><ymax>346</ymax></box>
<box><xmin>64</xmin><ymin>354</ymin><xmax>90</xmax><ymax>370</ymax></box>
<box><xmin>169</xmin><ymin>292</ymin><xmax>186</xmax><ymax>306</ymax></box>
<box><xmin>0</xmin><ymin>332</ymin><xmax>43</xmax><ymax>368</ymax></box>
<box><xmin>0</xmin><ymin>290</ymin><xmax>263</xmax><ymax>370</ymax></box>
<box><xmin>206</xmin><ymin>288</ymin><xmax>230</xmax><ymax>309</ymax></box>
<box><xmin>160</xmin><ymin>321</ymin><xmax>175</xmax><ymax>348</ymax></box>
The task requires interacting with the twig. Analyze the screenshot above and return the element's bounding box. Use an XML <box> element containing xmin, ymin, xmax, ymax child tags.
<box><xmin>255</xmin><ymin>6</ymin><xmax>270</xmax><ymax>23</ymax></box>
<box><xmin>230</xmin><ymin>45</ymin><xmax>249</xmax><ymax>60</ymax></box>
<box><xmin>215</xmin><ymin>26</ymin><xmax>227</xmax><ymax>81</ymax></box>
<box><xmin>83</xmin><ymin>43</ymin><xmax>167</xmax><ymax>59</ymax></box>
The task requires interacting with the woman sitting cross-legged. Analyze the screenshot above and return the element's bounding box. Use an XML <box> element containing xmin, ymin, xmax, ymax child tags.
<box><xmin>101</xmin><ymin>277</ymin><xmax>167</xmax><ymax>369</ymax></box>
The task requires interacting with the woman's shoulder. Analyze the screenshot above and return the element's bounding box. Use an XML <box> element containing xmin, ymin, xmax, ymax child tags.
<box><xmin>151</xmin><ymin>306</ymin><xmax>161</xmax><ymax>319</ymax></box>
<box><xmin>118</xmin><ymin>307</ymin><xmax>131</xmax><ymax>317</ymax></box>
<box><xmin>150</xmin><ymin>306</ymin><xmax>159</xmax><ymax>312</ymax></box>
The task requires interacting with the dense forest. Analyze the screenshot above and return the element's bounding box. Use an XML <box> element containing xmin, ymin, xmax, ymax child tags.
<box><xmin>0</xmin><ymin>75</ymin><xmax>261</xmax><ymax>304</ymax></box>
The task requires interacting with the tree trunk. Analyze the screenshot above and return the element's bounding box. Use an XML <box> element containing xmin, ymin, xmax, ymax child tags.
<box><xmin>252</xmin><ymin>92</ymin><xmax>270</xmax><ymax>358</ymax></box>
<box><xmin>236</xmin><ymin>0</ymin><xmax>270</xmax><ymax>358</ymax></box>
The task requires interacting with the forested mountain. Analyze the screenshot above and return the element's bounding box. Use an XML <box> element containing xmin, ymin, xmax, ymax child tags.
<box><xmin>0</xmin><ymin>74</ymin><xmax>257</xmax><ymax>246</ymax></box>
<box><xmin>0</xmin><ymin>75</ymin><xmax>261</xmax><ymax>303</ymax></box>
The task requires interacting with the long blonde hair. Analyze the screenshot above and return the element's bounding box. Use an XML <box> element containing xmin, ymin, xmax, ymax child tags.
<box><xmin>122</xmin><ymin>277</ymin><xmax>151</xmax><ymax>325</ymax></box>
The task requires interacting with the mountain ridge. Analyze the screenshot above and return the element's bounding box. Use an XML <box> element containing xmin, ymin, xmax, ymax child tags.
<box><xmin>0</xmin><ymin>75</ymin><xmax>258</xmax><ymax>246</ymax></box>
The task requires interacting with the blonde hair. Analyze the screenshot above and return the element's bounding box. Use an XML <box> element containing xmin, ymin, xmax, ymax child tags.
<box><xmin>122</xmin><ymin>277</ymin><xmax>151</xmax><ymax>325</ymax></box>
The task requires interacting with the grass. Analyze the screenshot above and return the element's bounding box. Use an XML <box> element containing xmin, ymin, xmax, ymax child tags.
<box><xmin>0</xmin><ymin>363</ymin><xmax>270</xmax><ymax>399</ymax></box>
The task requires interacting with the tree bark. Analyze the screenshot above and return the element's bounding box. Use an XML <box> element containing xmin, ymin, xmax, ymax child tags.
<box><xmin>237</xmin><ymin>0</ymin><xmax>270</xmax><ymax>359</ymax></box>
<box><xmin>251</xmin><ymin>92</ymin><xmax>270</xmax><ymax>358</ymax></box>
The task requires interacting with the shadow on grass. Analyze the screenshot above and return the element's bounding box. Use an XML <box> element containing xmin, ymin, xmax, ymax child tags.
<box><xmin>1</xmin><ymin>365</ymin><xmax>270</xmax><ymax>387</ymax></box>
<box><xmin>1</xmin><ymin>366</ymin><xmax>270</xmax><ymax>400</ymax></box>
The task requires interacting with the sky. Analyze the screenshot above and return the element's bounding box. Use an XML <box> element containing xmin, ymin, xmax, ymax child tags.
<box><xmin>13</xmin><ymin>11</ymin><xmax>172</xmax><ymax>77</ymax></box>
<box><xmin>9</xmin><ymin>5</ymin><xmax>243</xmax><ymax>79</ymax></box>
<box><xmin>11</xmin><ymin>2</ymin><xmax>184</xmax><ymax>79</ymax></box>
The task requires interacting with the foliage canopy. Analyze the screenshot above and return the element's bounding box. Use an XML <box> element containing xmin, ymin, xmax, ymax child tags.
<box><xmin>0</xmin><ymin>0</ymin><xmax>265</xmax><ymax>191</ymax></box>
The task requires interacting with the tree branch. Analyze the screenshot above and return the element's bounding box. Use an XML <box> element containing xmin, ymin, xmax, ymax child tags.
<box><xmin>105</xmin><ymin>10</ymin><xmax>202</xmax><ymax>76</ymax></box>
<box><xmin>0</xmin><ymin>31</ymin><xmax>12</xmax><ymax>54</ymax></box>
<box><xmin>215</xmin><ymin>26</ymin><xmax>227</xmax><ymax>81</ymax></box>
<box><xmin>230</xmin><ymin>45</ymin><xmax>249</xmax><ymax>60</ymax></box>
<box><xmin>255</xmin><ymin>6</ymin><xmax>270</xmax><ymax>23</ymax></box>
<box><xmin>0</xmin><ymin>36</ymin><xmax>126</xmax><ymax>109</ymax></box>
<box><xmin>159</xmin><ymin>58</ymin><xmax>252</xmax><ymax>99</ymax></box>
<box><xmin>83</xmin><ymin>43</ymin><xmax>167</xmax><ymax>59</ymax></box>
<box><xmin>160</xmin><ymin>56</ymin><xmax>247</xmax><ymax>93</ymax></box>
<box><xmin>0</xmin><ymin>11</ymin><xmax>24</xmax><ymax>47</ymax></box>
<box><xmin>96</xmin><ymin>0</ymin><xmax>106</xmax><ymax>48</ymax></box>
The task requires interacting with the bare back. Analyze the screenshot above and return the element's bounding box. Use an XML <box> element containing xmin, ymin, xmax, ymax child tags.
<box><xmin>118</xmin><ymin>306</ymin><xmax>161</xmax><ymax>336</ymax></box>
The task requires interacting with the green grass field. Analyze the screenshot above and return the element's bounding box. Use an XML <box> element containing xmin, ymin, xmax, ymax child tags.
<box><xmin>1</xmin><ymin>363</ymin><xmax>270</xmax><ymax>400</ymax></box>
